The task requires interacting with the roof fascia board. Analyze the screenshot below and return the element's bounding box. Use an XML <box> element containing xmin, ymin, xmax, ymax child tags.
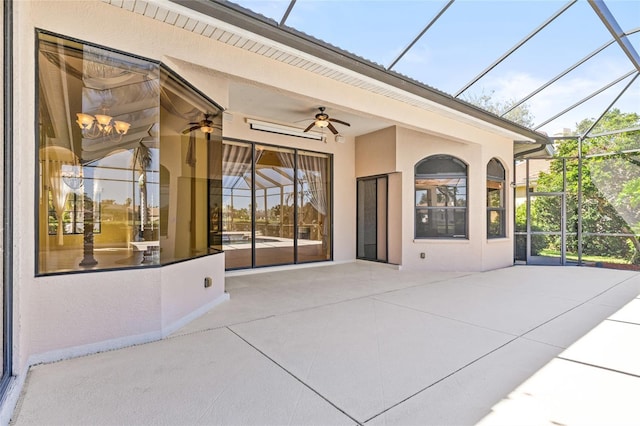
<box><xmin>169</xmin><ymin>0</ymin><xmax>549</xmax><ymax>144</ymax></box>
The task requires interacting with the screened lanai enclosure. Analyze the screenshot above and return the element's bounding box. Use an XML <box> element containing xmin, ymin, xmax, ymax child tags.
<box><xmin>515</xmin><ymin>124</ymin><xmax>640</xmax><ymax>270</ymax></box>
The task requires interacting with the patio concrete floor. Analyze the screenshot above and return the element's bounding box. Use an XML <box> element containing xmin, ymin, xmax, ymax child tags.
<box><xmin>10</xmin><ymin>262</ymin><xmax>640</xmax><ymax>425</ymax></box>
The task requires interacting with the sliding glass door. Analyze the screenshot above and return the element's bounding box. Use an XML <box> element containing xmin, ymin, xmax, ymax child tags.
<box><xmin>222</xmin><ymin>142</ymin><xmax>331</xmax><ymax>270</ymax></box>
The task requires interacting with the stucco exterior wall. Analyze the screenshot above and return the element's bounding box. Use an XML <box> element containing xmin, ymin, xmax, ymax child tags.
<box><xmin>387</xmin><ymin>172</ymin><xmax>403</xmax><ymax>265</ymax></box>
<box><xmin>395</xmin><ymin>127</ymin><xmax>514</xmax><ymax>271</ymax></box>
<box><xmin>355</xmin><ymin>126</ymin><xmax>397</xmax><ymax>178</ymax></box>
<box><xmin>13</xmin><ymin>1</ymin><xmax>234</xmax><ymax>372</ymax></box>
<box><xmin>11</xmin><ymin>0</ymin><xmax>519</xmax><ymax>378</ymax></box>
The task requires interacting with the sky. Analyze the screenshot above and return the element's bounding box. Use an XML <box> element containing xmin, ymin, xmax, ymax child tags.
<box><xmin>231</xmin><ymin>0</ymin><xmax>640</xmax><ymax>135</ymax></box>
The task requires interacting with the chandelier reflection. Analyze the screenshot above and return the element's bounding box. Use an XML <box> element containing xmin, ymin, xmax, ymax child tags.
<box><xmin>76</xmin><ymin>109</ymin><xmax>131</xmax><ymax>141</ymax></box>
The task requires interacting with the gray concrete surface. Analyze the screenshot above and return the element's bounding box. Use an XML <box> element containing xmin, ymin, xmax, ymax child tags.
<box><xmin>10</xmin><ymin>262</ymin><xmax>640</xmax><ymax>425</ymax></box>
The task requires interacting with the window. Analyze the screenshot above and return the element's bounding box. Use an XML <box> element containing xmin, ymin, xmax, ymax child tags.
<box><xmin>487</xmin><ymin>158</ymin><xmax>506</xmax><ymax>238</ymax></box>
<box><xmin>37</xmin><ymin>31</ymin><xmax>223</xmax><ymax>274</ymax></box>
<box><xmin>415</xmin><ymin>155</ymin><xmax>467</xmax><ymax>238</ymax></box>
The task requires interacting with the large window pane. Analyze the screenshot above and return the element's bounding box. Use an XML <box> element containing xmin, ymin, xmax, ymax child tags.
<box><xmin>37</xmin><ymin>32</ymin><xmax>160</xmax><ymax>273</ymax></box>
<box><xmin>222</xmin><ymin>142</ymin><xmax>253</xmax><ymax>269</ymax></box>
<box><xmin>37</xmin><ymin>32</ymin><xmax>223</xmax><ymax>273</ymax></box>
<box><xmin>159</xmin><ymin>69</ymin><xmax>222</xmax><ymax>264</ymax></box>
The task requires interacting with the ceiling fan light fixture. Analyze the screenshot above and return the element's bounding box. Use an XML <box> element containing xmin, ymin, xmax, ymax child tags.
<box><xmin>200</xmin><ymin>125</ymin><xmax>214</xmax><ymax>134</ymax></box>
<box><xmin>315</xmin><ymin>119</ymin><xmax>329</xmax><ymax>128</ymax></box>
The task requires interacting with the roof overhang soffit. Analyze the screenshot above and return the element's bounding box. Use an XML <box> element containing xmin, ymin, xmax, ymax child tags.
<box><xmin>107</xmin><ymin>0</ymin><xmax>550</xmax><ymax>144</ymax></box>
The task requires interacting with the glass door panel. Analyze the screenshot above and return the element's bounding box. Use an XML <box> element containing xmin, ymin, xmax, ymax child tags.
<box><xmin>298</xmin><ymin>151</ymin><xmax>331</xmax><ymax>263</ymax></box>
<box><xmin>222</xmin><ymin>142</ymin><xmax>253</xmax><ymax>269</ymax></box>
<box><xmin>254</xmin><ymin>146</ymin><xmax>295</xmax><ymax>267</ymax></box>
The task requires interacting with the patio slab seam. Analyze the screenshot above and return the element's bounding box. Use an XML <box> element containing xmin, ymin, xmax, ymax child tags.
<box><xmin>170</xmin><ymin>272</ymin><xmax>477</xmax><ymax>339</ymax></box>
<box><xmin>361</xmin><ymin>335</ymin><xmax>522</xmax><ymax>424</ymax></box>
<box><xmin>225</xmin><ymin>326</ymin><xmax>364</xmax><ymax>426</ymax></box>
<box><xmin>556</xmin><ymin>356</ymin><xmax>640</xmax><ymax>379</ymax></box>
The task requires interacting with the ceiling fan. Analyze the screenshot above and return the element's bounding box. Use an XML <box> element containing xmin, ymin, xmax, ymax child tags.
<box><xmin>303</xmin><ymin>107</ymin><xmax>350</xmax><ymax>135</ymax></box>
<box><xmin>182</xmin><ymin>113</ymin><xmax>217</xmax><ymax>135</ymax></box>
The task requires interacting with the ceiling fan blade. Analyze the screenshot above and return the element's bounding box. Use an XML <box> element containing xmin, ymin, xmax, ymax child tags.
<box><xmin>327</xmin><ymin>122</ymin><xmax>339</xmax><ymax>135</ymax></box>
<box><xmin>303</xmin><ymin>122</ymin><xmax>315</xmax><ymax>132</ymax></box>
<box><xmin>182</xmin><ymin>125</ymin><xmax>200</xmax><ymax>134</ymax></box>
<box><xmin>329</xmin><ymin>118</ymin><xmax>350</xmax><ymax>127</ymax></box>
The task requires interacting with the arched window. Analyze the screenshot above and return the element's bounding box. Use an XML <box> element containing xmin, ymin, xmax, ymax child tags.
<box><xmin>487</xmin><ymin>158</ymin><xmax>506</xmax><ymax>238</ymax></box>
<box><xmin>415</xmin><ymin>155</ymin><xmax>467</xmax><ymax>238</ymax></box>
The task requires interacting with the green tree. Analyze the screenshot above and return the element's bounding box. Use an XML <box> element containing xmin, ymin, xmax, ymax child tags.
<box><xmin>462</xmin><ymin>89</ymin><xmax>535</xmax><ymax>128</ymax></box>
<box><xmin>533</xmin><ymin>109</ymin><xmax>640</xmax><ymax>264</ymax></box>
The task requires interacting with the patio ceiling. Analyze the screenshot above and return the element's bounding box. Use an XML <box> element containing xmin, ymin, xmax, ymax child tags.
<box><xmin>216</xmin><ymin>0</ymin><xmax>640</xmax><ymax>139</ymax></box>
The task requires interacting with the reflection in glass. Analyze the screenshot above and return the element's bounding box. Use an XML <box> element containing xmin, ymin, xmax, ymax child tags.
<box><xmin>37</xmin><ymin>32</ymin><xmax>223</xmax><ymax>273</ymax></box>
<box><xmin>222</xmin><ymin>142</ymin><xmax>253</xmax><ymax>269</ymax></box>
<box><xmin>415</xmin><ymin>155</ymin><xmax>467</xmax><ymax>238</ymax></box>
<box><xmin>159</xmin><ymin>69</ymin><xmax>222</xmax><ymax>264</ymax></box>
<box><xmin>37</xmin><ymin>32</ymin><xmax>160</xmax><ymax>273</ymax></box>
<box><xmin>297</xmin><ymin>151</ymin><xmax>331</xmax><ymax>262</ymax></box>
<box><xmin>487</xmin><ymin>158</ymin><xmax>506</xmax><ymax>238</ymax></box>
<box><xmin>254</xmin><ymin>146</ymin><xmax>295</xmax><ymax>267</ymax></box>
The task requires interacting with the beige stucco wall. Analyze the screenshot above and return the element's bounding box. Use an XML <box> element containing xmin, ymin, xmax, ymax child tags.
<box><xmin>12</xmin><ymin>1</ymin><xmax>237</xmax><ymax>373</ymax></box>
<box><xmin>355</xmin><ymin>126</ymin><xmax>397</xmax><ymax>177</ymax></box>
<box><xmin>397</xmin><ymin>127</ymin><xmax>514</xmax><ymax>271</ymax></box>
<box><xmin>10</xmin><ymin>0</ymin><xmax>519</xmax><ymax>382</ymax></box>
<box><xmin>354</xmin><ymin>125</ymin><xmax>513</xmax><ymax>271</ymax></box>
<box><xmin>387</xmin><ymin>172</ymin><xmax>403</xmax><ymax>265</ymax></box>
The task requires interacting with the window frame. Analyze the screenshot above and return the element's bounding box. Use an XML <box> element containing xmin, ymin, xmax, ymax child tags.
<box><xmin>487</xmin><ymin>158</ymin><xmax>506</xmax><ymax>239</ymax></box>
<box><xmin>414</xmin><ymin>155</ymin><xmax>468</xmax><ymax>239</ymax></box>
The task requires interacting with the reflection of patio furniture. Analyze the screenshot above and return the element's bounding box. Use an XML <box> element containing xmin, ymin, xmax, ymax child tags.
<box><xmin>129</xmin><ymin>241</ymin><xmax>159</xmax><ymax>264</ymax></box>
<box><xmin>222</xmin><ymin>232</ymin><xmax>251</xmax><ymax>244</ymax></box>
<box><xmin>298</xmin><ymin>226</ymin><xmax>310</xmax><ymax>240</ymax></box>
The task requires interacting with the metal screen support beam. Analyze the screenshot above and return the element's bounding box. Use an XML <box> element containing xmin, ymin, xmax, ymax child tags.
<box><xmin>455</xmin><ymin>0</ymin><xmax>577</xmax><ymax>97</ymax></box>
<box><xmin>504</xmin><ymin>27</ymin><xmax>640</xmax><ymax>117</ymax></box>
<box><xmin>279</xmin><ymin>0</ymin><xmax>296</xmax><ymax>27</ymax></box>
<box><xmin>502</xmin><ymin>39</ymin><xmax>615</xmax><ymax>117</ymax></box>
<box><xmin>534</xmin><ymin>70</ymin><xmax>636</xmax><ymax>131</ymax></box>
<box><xmin>579</xmin><ymin>72</ymin><xmax>639</xmax><ymax>139</ymax></box>
<box><xmin>386</xmin><ymin>0</ymin><xmax>454</xmax><ymax>70</ymax></box>
<box><xmin>577</xmin><ymin>137</ymin><xmax>583</xmax><ymax>266</ymax></box>
<box><xmin>589</xmin><ymin>0</ymin><xmax>640</xmax><ymax>72</ymax></box>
